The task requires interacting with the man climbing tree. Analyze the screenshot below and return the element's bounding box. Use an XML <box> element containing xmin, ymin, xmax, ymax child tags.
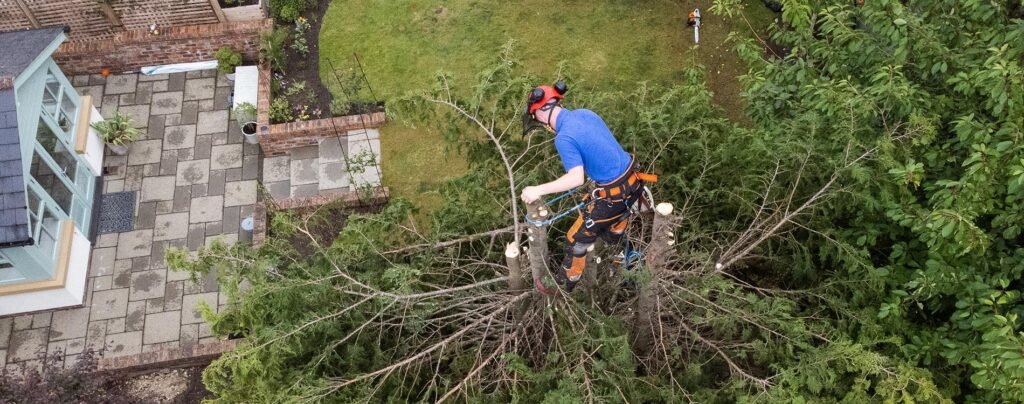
<box><xmin>520</xmin><ymin>81</ymin><xmax>654</xmax><ymax>291</ymax></box>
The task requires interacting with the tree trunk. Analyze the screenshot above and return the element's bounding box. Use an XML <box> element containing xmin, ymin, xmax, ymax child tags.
<box><xmin>634</xmin><ymin>203</ymin><xmax>675</xmax><ymax>362</ymax></box>
<box><xmin>505</xmin><ymin>242</ymin><xmax>524</xmax><ymax>290</ymax></box>
<box><xmin>525</xmin><ymin>200</ymin><xmax>553</xmax><ymax>294</ymax></box>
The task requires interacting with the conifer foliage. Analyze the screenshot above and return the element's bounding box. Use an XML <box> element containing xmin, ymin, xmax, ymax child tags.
<box><xmin>171</xmin><ymin>0</ymin><xmax>1024</xmax><ymax>401</ymax></box>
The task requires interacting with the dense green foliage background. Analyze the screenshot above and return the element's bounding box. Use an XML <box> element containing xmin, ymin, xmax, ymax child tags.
<box><xmin>174</xmin><ymin>0</ymin><xmax>1024</xmax><ymax>402</ymax></box>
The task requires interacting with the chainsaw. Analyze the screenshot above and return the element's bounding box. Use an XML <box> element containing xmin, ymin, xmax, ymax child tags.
<box><xmin>686</xmin><ymin>8</ymin><xmax>701</xmax><ymax>44</ymax></box>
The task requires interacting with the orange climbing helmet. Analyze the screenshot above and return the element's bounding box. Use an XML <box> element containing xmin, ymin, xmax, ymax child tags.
<box><xmin>523</xmin><ymin>80</ymin><xmax>568</xmax><ymax>134</ymax></box>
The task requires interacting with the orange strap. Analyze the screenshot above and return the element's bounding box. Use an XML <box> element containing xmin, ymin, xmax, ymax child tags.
<box><xmin>636</xmin><ymin>172</ymin><xmax>658</xmax><ymax>183</ymax></box>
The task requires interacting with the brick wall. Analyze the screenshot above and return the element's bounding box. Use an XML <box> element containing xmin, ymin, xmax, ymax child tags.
<box><xmin>255</xmin><ymin>65</ymin><xmax>387</xmax><ymax>156</ymax></box>
<box><xmin>53</xmin><ymin>20</ymin><xmax>272</xmax><ymax>76</ymax></box>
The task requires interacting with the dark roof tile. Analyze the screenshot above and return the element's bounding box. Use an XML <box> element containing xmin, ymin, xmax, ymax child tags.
<box><xmin>0</xmin><ymin>27</ymin><xmax>65</xmax><ymax>79</ymax></box>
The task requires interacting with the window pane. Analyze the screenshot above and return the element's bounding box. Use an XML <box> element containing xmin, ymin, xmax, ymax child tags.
<box><xmin>75</xmin><ymin>161</ymin><xmax>93</xmax><ymax>195</ymax></box>
<box><xmin>30</xmin><ymin>151</ymin><xmax>73</xmax><ymax>215</ymax></box>
<box><xmin>72</xmin><ymin>198</ymin><xmax>87</xmax><ymax>227</ymax></box>
<box><xmin>60</xmin><ymin>93</ymin><xmax>77</xmax><ymax>124</ymax></box>
<box><xmin>37</xmin><ymin>208</ymin><xmax>60</xmax><ymax>261</ymax></box>
<box><xmin>42</xmin><ymin>79</ymin><xmax>59</xmax><ymax>116</ymax></box>
<box><xmin>36</xmin><ymin>119</ymin><xmax>78</xmax><ymax>180</ymax></box>
<box><xmin>27</xmin><ymin>188</ymin><xmax>40</xmax><ymax>235</ymax></box>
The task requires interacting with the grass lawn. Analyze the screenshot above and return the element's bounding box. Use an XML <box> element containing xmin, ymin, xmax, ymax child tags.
<box><xmin>319</xmin><ymin>0</ymin><xmax>776</xmax><ymax>222</ymax></box>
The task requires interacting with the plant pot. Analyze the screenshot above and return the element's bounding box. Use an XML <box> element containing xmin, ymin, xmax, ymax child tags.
<box><xmin>107</xmin><ymin>143</ymin><xmax>129</xmax><ymax>155</ymax></box>
<box><xmin>226</xmin><ymin>73</ymin><xmax>236</xmax><ymax>81</ymax></box>
<box><xmin>241</xmin><ymin>121</ymin><xmax>259</xmax><ymax>144</ymax></box>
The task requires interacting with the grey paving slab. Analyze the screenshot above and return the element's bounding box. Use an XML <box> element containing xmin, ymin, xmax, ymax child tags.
<box><xmin>90</xmin><ymin>288</ymin><xmax>130</xmax><ymax>321</ymax></box>
<box><xmin>242</xmin><ymin>155</ymin><xmax>259</xmax><ymax>181</ymax></box>
<box><xmin>129</xmin><ymin>270</ymin><xmax>167</xmax><ymax>301</ymax></box>
<box><xmin>128</xmin><ymin>139</ymin><xmax>163</xmax><ymax>165</ymax></box>
<box><xmin>197</xmin><ymin>110</ymin><xmax>229</xmax><ymax>135</ymax></box>
<box><xmin>101</xmin><ymin>94</ymin><xmax>119</xmax><ymax>118</ymax></box>
<box><xmin>78</xmin><ymin>85</ymin><xmax>105</xmax><ymax>101</ymax></box>
<box><xmin>263</xmin><ymin>156</ymin><xmax>290</xmax><ymax>182</ymax></box>
<box><xmin>105</xmin><ymin>179</ymin><xmax>125</xmax><ymax>193</ymax></box>
<box><xmin>97</xmin><ymin>233</ymin><xmax>119</xmax><ymax>248</ymax></box>
<box><xmin>153</xmin><ymin>212</ymin><xmax>190</xmax><ymax>241</ymax></box>
<box><xmin>112</xmin><ymin>260</ymin><xmax>133</xmax><ymax>288</ymax></box>
<box><xmin>168</xmin><ymin>73</ymin><xmax>185</xmax><ymax>92</ymax></box>
<box><xmin>173</xmin><ymin>186</ymin><xmax>192</xmax><ymax>212</ymax></box>
<box><xmin>189</xmin><ymin>196</ymin><xmax>223</xmax><ymax>223</ymax></box>
<box><xmin>164</xmin><ymin>124</ymin><xmax>197</xmax><ymax>150</ymax></box>
<box><xmin>206</xmin><ymin>233</ymin><xmax>237</xmax><ymax>248</ymax></box>
<box><xmin>12</xmin><ymin>316</ymin><xmax>31</xmax><ymax>331</ymax></box>
<box><xmin>222</xmin><ymin>206</ymin><xmax>240</xmax><ymax>234</ymax></box>
<box><xmin>90</xmin><ymin>247</ymin><xmax>116</xmax><ymax>277</ymax></box>
<box><xmin>143</xmin><ymin>311</ymin><xmax>180</xmax><ymax>344</ymax></box>
<box><xmin>119</xmin><ymin>104</ymin><xmax>150</xmax><ymax>128</ymax></box>
<box><xmin>164</xmin><ymin>281</ymin><xmax>184</xmax><ymax>311</ymax></box>
<box><xmin>85</xmin><ymin>320</ymin><xmax>106</xmax><ymax>352</ymax></box>
<box><xmin>176</xmin><ymin>159</ymin><xmax>210</xmax><ymax>186</ymax></box>
<box><xmin>106</xmin><ymin>318</ymin><xmax>126</xmax><ymax>334</ymax></box>
<box><xmin>116</xmin><ymin>230</ymin><xmax>153</xmax><ymax>259</ymax></box>
<box><xmin>104</xmin><ymin>331</ymin><xmax>142</xmax><ymax>358</ymax></box>
<box><xmin>319</xmin><ymin>161</ymin><xmax>350</xmax><ymax>191</ymax></box>
<box><xmin>210</xmin><ymin>144</ymin><xmax>243</xmax><ymax>170</ymax></box>
<box><xmin>8</xmin><ymin>329</ymin><xmax>47</xmax><ymax>362</ymax></box>
<box><xmin>66</xmin><ymin>338</ymin><xmax>85</xmax><ymax>355</ymax></box>
<box><xmin>151</xmin><ymin>92</ymin><xmax>184</xmax><ymax>115</ymax></box>
<box><xmin>180</xmin><ymin>101</ymin><xmax>199</xmax><ymax>125</ymax></box>
<box><xmin>139</xmin><ymin>73</ymin><xmax>169</xmax><ymax>82</ymax></box>
<box><xmin>291</xmin><ymin>184</ymin><xmax>320</xmax><ymax>198</ymax></box>
<box><xmin>224</xmin><ymin>180</ymin><xmax>257</xmax><ymax>207</ymax></box>
<box><xmin>0</xmin><ymin>318</ymin><xmax>11</xmax><ymax>349</ymax></box>
<box><xmin>125</xmin><ymin>301</ymin><xmax>146</xmax><ymax>332</ymax></box>
<box><xmin>184</xmin><ymin>78</ymin><xmax>215</xmax><ymax>101</ymax></box>
<box><xmin>290</xmin><ymin>145</ymin><xmax>319</xmax><ymax>160</ymax></box>
<box><xmin>140</xmin><ymin>175</ymin><xmax>177</xmax><ymax>202</ymax></box>
<box><xmin>49</xmin><ymin>307</ymin><xmax>90</xmax><ymax>341</ymax></box>
<box><xmin>290</xmin><ymin>158</ymin><xmax>318</xmax><ymax>186</ymax></box>
<box><xmin>266</xmin><ymin>181</ymin><xmax>290</xmax><ymax>200</ymax></box>
<box><xmin>135</xmin><ymin>82</ymin><xmax>153</xmax><ymax>105</ymax></box>
<box><xmin>319</xmin><ymin>137</ymin><xmax>345</xmax><ymax>163</ymax></box>
<box><xmin>152</xmin><ymin>80</ymin><xmax>168</xmax><ymax>92</ymax></box>
<box><xmin>31</xmin><ymin>313</ymin><xmax>51</xmax><ymax>329</ymax></box>
<box><xmin>137</xmin><ymin>201</ymin><xmax>157</xmax><ymax>229</ymax></box>
<box><xmin>187</xmin><ymin>224</ymin><xmax>205</xmax><ymax>250</ymax></box>
<box><xmin>208</xmin><ymin>170</ymin><xmax>226</xmax><ymax>196</ymax></box>
<box><xmin>181</xmin><ymin>292</ymin><xmax>219</xmax><ymax>325</ymax></box>
<box><xmin>148</xmin><ymin>115</ymin><xmax>167</xmax><ymax>140</ymax></box>
<box><xmin>94</xmin><ymin>276</ymin><xmax>112</xmax><ymax>290</ymax></box>
<box><xmin>194</xmin><ymin>135</ymin><xmax>213</xmax><ymax>160</ymax></box>
<box><xmin>181</xmin><ymin>324</ymin><xmax>199</xmax><ymax>347</ymax></box>
<box><xmin>105</xmin><ymin>74</ymin><xmax>138</xmax><ymax>95</ymax></box>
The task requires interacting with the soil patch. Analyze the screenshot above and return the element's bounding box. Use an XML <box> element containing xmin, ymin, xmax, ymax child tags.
<box><xmin>279</xmin><ymin>0</ymin><xmax>334</xmax><ymax>119</ymax></box>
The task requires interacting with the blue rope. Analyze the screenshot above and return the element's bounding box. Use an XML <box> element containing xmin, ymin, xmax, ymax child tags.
<box><xmin>523</xmin><ymin>189</ymin><xmax>585</xmax><ymax>226</ymax></box>
<box><xmin>524</xmin><ymin>201</ymin><xmax>585</xmax><ymax>226</ymax></box>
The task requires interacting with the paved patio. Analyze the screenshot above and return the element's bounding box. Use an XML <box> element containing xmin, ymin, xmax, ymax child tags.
<box><xmin>262</xmin><ymin>128</ymin><xmax>381</xmax><ymax>200</ymax></box>
<box><xmin>0</xmin><ymin>69</ymin><xmax>259</xmax><ymax>372</ymax></box>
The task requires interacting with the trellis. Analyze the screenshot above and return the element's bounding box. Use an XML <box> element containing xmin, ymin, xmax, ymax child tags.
<box><xmin>2</xmin><ymin>0</ymin><xmax>221</xmax><ymax>42</ymax></box>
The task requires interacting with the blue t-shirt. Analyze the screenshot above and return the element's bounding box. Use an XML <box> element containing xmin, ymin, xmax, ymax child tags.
<box><xmin>553</xmin><ymin>109</ymin><xmax>631</xmax><ymax>183</ymax></box>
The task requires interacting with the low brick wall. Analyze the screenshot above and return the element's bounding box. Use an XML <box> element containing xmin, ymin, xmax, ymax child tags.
<box><xmin>252</xmin><ymin>188</ymin><xmax>390</xmax><ymax>247</ymax></box>
<box><xmin>53</xmin><ymin>20</ymin><xmax>272</xmax><ymax>76</ymax></box>
<box><xmin>97</xmin><ymin>339</ymin><xmax>239</xmax><ymax>373</ymax></box>
<box><xmin>255</xmin><ymin>65</ymin><xmax>387</xmax><ymax>156</ymax></box>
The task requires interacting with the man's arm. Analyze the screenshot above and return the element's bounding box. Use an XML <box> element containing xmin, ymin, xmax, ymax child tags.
<box><xmin>521</xmin><ymin>166</ymin><xmax>584</xmax><ymax>203</ymax></box>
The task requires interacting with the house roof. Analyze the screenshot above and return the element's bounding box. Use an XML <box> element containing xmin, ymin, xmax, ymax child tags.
<box><xmin>0</xmin><ymin>27</ymin><xmax>67</xmax><ymax>80</ymax></box>
<box><xmin>0</xmin><ymin>88</ymin><xmax>29</xmax><ymax>246</ymax></box>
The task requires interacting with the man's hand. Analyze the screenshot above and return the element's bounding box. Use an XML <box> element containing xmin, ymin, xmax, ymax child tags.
<box><xmin>521</xmin><ymin>186</ymin><xmax>543</xmax><ymax>204</ymax></box>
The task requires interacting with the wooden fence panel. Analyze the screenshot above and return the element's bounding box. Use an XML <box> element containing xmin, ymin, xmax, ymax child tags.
<box><xmin>12</xmin><ymin>0</ymin><xmax>218</xmax><ymax>42</ymax></box>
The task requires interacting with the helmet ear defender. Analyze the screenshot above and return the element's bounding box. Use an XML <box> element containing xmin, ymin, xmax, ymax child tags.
<box><xmin>523</xmin><ymin>80</ymin><xmax>568</xmax><ymax>135</ymax></box>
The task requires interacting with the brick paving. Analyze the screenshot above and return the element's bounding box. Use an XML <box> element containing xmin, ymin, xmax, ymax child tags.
<box><xmin>0</xmin><ymin>70</ymin><xmax>258</xmax><ymax>374</ymax></box>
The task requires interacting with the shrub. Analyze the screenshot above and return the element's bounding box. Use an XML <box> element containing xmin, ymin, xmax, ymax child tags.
<box><xmin>0</xmin><ymin>350</ymin><xmax>147</xmax><ymax>403</ymax></box>
<box><xmin>215</xmin><ymin>47</ymin><xmax>242</xmax><ymax>74</ymax></box>
<box><xmin>259</xmin><ymin>29</ymin><xmax>288</xmax><ymax>72</ymax></box>
<box><xmin>269</xmin><ymin>0</ymin><xmax>308</xmax><ymax>22</ymax></box>
<box><xmin>269</xmin><ymin>98</ymin><xmax>293</xmax><ymax>123</ymax></box>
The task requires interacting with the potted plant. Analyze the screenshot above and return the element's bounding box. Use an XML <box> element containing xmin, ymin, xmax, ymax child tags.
<box><xmin>234</xmin><ymin>102</ymin><xmax>259</xmax><ymax>144</ymax></box>
<box><xmin>216</xmin><ymin>47</ymin><xmax>243</xmax><ymax>80</ymax></box>
<box><xmin>90</xmin><ymin>111</ymin><xmax>140</xmax><ymax>155</ymax></box>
